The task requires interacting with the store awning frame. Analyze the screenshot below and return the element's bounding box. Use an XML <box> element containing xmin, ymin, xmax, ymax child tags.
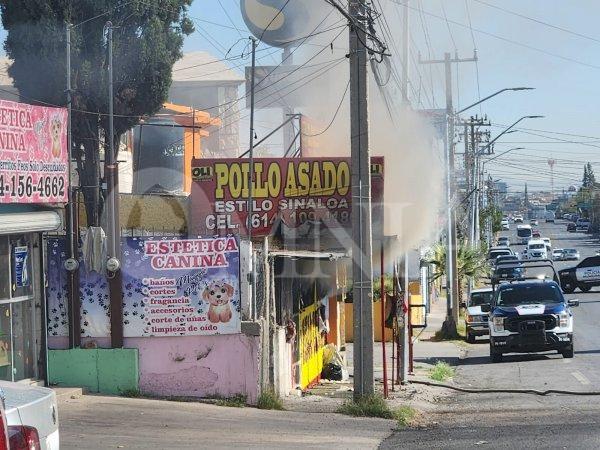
<box><xmin>0</xmin><ymin>211</ymin><xmax>62</xmax><ymax>235</ymax></box>
<box><xmin>269</xmin><ymin>250</ymin><xmax>348</xmax><ymax>260</ymax></box>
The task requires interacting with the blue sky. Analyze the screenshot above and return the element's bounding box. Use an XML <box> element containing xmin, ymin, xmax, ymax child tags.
<box><xmin>2</xmin><ymin>1</ymin><xmax>600</xmax><ymax>192</ymax></box>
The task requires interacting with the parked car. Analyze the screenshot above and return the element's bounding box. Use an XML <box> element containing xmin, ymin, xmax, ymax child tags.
<box><xmin>567</xmin><ymin>222</ymin><xmax>576</xmax><ymax>232</ymax></box>
<box><xmin>559</xmin><ymin>256</ymin><xmax>600</xmax><ymax>293</ymax></box>
<box><xmin>1</xmin><ymin>382</ymin><xmax>58</xmax><ymax>450</ymax></box>
<box><xmin>497</xmin><ymin>236</ymin><xmax>510</xmax><ymax>247</ymax></box>
<box><xmin>530</xmin><ymin>219</ymin><xmax>539</xmax><ymax>226</ymax></box>
<box><xmin>562</xmin><ymin>248</ymin><xmax>580</xmax><ymax>261</ymax></box>
<box><xmin>552</xmin><ymin>248</ymin><xmax>565</xmax><ymax>261</ymax></box>
<box><xmin>576</xmin><ymin>219</ymin><xmax>591</xmax><ymax>232</ymax></box>
<box><xmin>465</xmin><ymin>288</ymin><xmax>493</xmax><ymax>343</ymax></box>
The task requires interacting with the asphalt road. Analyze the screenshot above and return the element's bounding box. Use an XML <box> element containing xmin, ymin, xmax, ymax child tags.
<box><xmin>382</xmin><ymin>220</ymin><xmax>600</xmax><ymax>449</ymax></box>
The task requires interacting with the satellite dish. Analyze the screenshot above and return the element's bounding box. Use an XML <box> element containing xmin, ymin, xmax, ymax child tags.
<box><xmin>241</xmin><ymin>0</ymin><xmax>323</xmax><ymax>48</ymax></box>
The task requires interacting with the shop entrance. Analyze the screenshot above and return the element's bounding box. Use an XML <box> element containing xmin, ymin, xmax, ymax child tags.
<box><xmin>0</xmin><ymin>233</ymin><xmax>40</xmax><ymax>381</ymax></box>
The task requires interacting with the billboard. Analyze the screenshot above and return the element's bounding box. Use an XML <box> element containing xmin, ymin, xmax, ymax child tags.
<box><xmin>0</xmin><ymin>99</ymin><xmax>68</xmax><ymax>204</ymax></box>
<box><xmin>190</xmin><ymin>157</ymin><xmax>384</xmax><ymax>237</ymax></box>
<box><xmin>46</xmin><ymin>236</ymin><xmax>241</xmax><ymax>338</ymax></box>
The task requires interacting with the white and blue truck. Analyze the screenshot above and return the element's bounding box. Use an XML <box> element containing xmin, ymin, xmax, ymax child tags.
<box><xmin>484</xmin><ymin>261</ymin><xmax>579</xmax><ymax>362</ymax></box>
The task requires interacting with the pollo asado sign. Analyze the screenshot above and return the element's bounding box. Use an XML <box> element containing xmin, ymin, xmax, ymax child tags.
<box><xmin>0</xmin><ymin>99</ymin><xmax>68</xmax><ymax>204</ymax></box>
<box><xmin>191</xmin><ymin>157</ymin><xmax>384</xmax><ymax>236</ymax></box>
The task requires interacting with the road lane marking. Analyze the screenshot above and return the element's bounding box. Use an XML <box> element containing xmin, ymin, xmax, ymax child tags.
<box><xmin>571</xmin><ymin>371</ymin><xmax>591</xmax><ymax>385</ymax></box>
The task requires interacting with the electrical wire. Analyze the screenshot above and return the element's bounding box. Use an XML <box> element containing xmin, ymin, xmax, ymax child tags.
<box><xmin>393</xmin><ymin>0</ymin><xmax>600</xmax><ymax>71</ymax></box>
<box><xmin>302</xmin><ymin>80</ymin><xmax>350</xmax><ymax>137</ymax></box>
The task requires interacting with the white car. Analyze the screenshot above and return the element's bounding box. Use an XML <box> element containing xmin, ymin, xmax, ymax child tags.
<box><xmin>525</xmin><ymin>239</ymin><xmax>548</xmax><ymax>260</ymax></box>
<box><xmin>501</xmin><ymin>219</ymin><xmax>510</xmax><ymax>230</ymax></box>
<box><xmin>552</xmin><ymin>248</ymin><xmax>565</xmax><ymax>261</ymax></box>
<box><xmin>1</xmin><ymin>381</ymin><xmax>59</xmax><ymax>450</ymax></box>
<box><xmin>465</xmin><ymin>288</ymin><xmax>493</xmax><ymax>343</ymax></box>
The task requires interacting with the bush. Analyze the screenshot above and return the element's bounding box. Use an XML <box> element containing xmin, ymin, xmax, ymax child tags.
<box><xmin>429</xmin><ymin>361</ymin><xmax>455</xmax><ymax>382</ymax></box>
<box><xmin>257</xmin><ymin>390</ymin><xmax>284</xmax><ymax>410</ymax></box>
<box><xmin>338</xmin><ymin>395</ymin><xmax>417</xmax><ymax>427</ymax></box>
<box><xmin>215</xmin><ymin>394</ymin><xmax>247</xmax><ymax>407</ymax></box>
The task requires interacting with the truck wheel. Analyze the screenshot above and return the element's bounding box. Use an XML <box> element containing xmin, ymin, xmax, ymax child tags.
<box><xmin>466</xmin><ymin>333</ymin><xmax>476</xmax><ymax>344</ymax></box>
<box><xmin>562</xmin><ymin>346</ymin><xmax>574</xmax><ymax>358</ymax></box>
<box><xmin>490</xmin><ymin>343</ymin><xmax>502</xmax><ymax>363</ymax></box>
<box><xmin>579</xmin><ymin>285</ymin><xmax>592</xmax><ymax>293</ymax></box>
<box><xmin>562</xmin><ymin>281</ymin><xmax>575</xmax><ymax>294</ymax></box>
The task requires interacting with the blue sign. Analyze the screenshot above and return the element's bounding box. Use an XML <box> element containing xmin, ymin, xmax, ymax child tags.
<box><xmin>13</xmin><ymin>246</ymin><xmax>29</xmax><ymax>288</ymax></box>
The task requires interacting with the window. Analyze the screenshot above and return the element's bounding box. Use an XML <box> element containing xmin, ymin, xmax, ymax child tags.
<box><xmin>0</xmin><ymin>233</ymin><xmax>37</xmax><ymax>381</ymax></box>
<box><xmin>497</xmin><ymin>284</ymin><xmax>563</xmax><ymax>306</ymax></box>
<box><xmin>0</xmin><ymin>237</ymin><xmax>9</xmax><ymax>301</ymax></box>
<box><xmin>578</xmin><ymin>257</ymin><xmax>600</xmax><ymax>268</ymax></box>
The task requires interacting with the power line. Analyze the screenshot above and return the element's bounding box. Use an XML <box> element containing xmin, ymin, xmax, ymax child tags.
<box><xmin>473</xmin><ymin>0</ymin><xmax>600</xmax><ymax>45</ymax></box>
<box><xmin>302</xmin><ymin>80</ymin><xmax>350</xmax><ymax>137</ymax></box>
<box><xmin>394</xmin><ymin>0</ymin><xmax>600</xmax><ymax>71</ymax></box>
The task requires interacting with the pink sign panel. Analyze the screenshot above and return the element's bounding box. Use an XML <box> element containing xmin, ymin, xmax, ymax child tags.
<box><xmin>0</xmin><ymin>99</ymin><xmax>68</xmax><ymax>204</ymax></box>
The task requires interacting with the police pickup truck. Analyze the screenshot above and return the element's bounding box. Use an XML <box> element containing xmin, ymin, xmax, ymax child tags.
<box><xmin>483</xmin><ymin>261</ymin><xmax>579</xmax><ymax>362</ymax></box>
<box><xmin>559</xmin><ymin>256</ymin><xmax>600</xmax><ymax>293</ymax></box>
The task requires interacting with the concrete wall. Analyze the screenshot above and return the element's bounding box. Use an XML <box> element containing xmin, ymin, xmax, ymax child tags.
<box><xmin>273</xmin><ymin>327</ymin><xmax>293</xmax><ymax>396</ymax></box>
<box><xmin>130</xmin><ymin>333</ymin><xmax>260</xmax><ymax>403</ymax></box>
<box><xmin>48</xmin><ymin>348</ymin><xmax>139</xmax><ymax>395</ymax></box>
<box><xmin>48</xmin><ymin>329</ymin><xmax>261</xmax><ymax>403</ymax></box>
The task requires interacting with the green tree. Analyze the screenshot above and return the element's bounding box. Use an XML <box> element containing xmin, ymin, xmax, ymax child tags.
<box><xmin>425</xmin><ymin>241</ymin><xmax>488</xmax><ymax>336</ymax></box>
<box><xmin>0</xmin><ymin>0</ymin><xmax>194</xmax><ymax>225</ymax></box>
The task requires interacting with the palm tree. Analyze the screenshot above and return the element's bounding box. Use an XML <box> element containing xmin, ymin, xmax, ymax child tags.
<box><xmin>426</xmin><ymin>241</ymin><xmax>489</xmax><ymax>336</ymax></box>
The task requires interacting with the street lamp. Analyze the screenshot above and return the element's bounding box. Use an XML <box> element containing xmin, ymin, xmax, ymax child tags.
<box><xmin>456</xmin><ymin>87</ymin><xmax>534</xmax><ymax>115</ymax></box>
<box><xmin>478</xmin><ymin>115</ymin><xmax>544</xmax><ymax>156</ymax></box>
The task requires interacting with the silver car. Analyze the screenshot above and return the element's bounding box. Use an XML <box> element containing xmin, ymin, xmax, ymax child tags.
<box><xmin>562</xmin><ymin>248</ymin><xmax>580</xmax><ymax>261</ymax></box>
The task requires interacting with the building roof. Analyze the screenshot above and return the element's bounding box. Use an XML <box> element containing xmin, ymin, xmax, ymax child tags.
<box><xmin>172</xmin><ymin>51</ymin><xmax>245</xmax><ymax>84</ymax></box>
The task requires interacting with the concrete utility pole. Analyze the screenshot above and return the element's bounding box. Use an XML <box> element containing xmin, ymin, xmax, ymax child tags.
<box><xmin>419</xmin><ymin>51</ymin><xmax>477</xmax><ymax>332</ymax></box>
<box><xmin>105</xmin><ymin>22</ymin><xmax>123</xmax><ymax>348</ymax></box>
<box><xmin>248</xmin><ymin>37</ymin><xmax>257</xmax><ymax>320</ymax></box>
<box><xmin>65</xmin><ymin>23</ymin><xmax>81</xmax><ymax>349</ymax></box>
<box><xmin>350</xmin><ymin>0</ymin><xmax>375</xmax><ymax>400</ymax></box>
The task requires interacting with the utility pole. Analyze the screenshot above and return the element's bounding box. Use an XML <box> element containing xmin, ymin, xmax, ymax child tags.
<box><xmin>65</xmin><ymin>23</ymin><xmax>81</xmax><ymax>349</ymax></box>
<box><xmin>248</xmin><ymin>36</ymin><xmax>257</xmax><ymax>320</ymax></box>
<box><xmin>401</xmin><ymin>0</ymin><xmax>409</xmax><ymax>103</ymax></box>
<box><xmin>350</xmin><ymin>0</ymin><xmax>374</xmax><ymax>400</ymax></box>
<box><xmin>419</xmin><ymin>51</ymin><xmax>477</xmax><ymax>333</ymax></box>
<box><xmin>105</xmin><ymin>22</ymin><xmax>123</xmax><ymax>348</ymax></box>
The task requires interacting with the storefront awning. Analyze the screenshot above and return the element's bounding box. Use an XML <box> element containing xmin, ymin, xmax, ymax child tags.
<box><xmin>269</xmin><ymin>250</ymin><xmax>348</xmax><ymax>260</ymax></box>
<box><xmin>0</xmin><ymin>211</ymin><xmax>62</xmax><ymax>235</ymax></box>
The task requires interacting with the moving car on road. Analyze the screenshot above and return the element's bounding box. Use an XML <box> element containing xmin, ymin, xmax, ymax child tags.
<box><xmin>497</xmin><ymin>236</ymin><xmax>510</xmax><ymax>247</ymax></box>
<box><xmin>562</xmin><ymin>248</ymin><xmax>580</xmax><ymax>261</ymax></box>
<box><xmin>530</xmin><ymin>219</ymin><xmax>539</xmax><ymax>226</ymax></box>
<box><xmin>546</xmin><ymin>211</ymin><xmax>556</xmax><ymax>223</ymax></box>
<box><xmin>567</xmin><ymin>222</ymin><xmax>576</xmax><ymax>232</ymax></box>
<box><xmin>514</xmin><ymin>215</ymin><xmax>524</xmax><ymax>223</ymax></box>
<box><xmin>552</xmin><ymin>248</ymin><xmax>564</xmax><ymax>261</ymax></box>
<box><xmin>559</xmin><ymin>256</ymin><xmax>600</xmax><ymax>293</ymax></box>
<box><xmin>501</xmin><ymin>219</ymin><xmax>510</xmax><ymax>230</ymax></box>
<box><xmin>524</xmin><ymin>239</ymin><xmax>548</xmax><ymax>260</ymax></box>
<box><xmin>465</xmin><ymin>288</ymin><xmax>493</xmax><ymax>343</ymax></box>
<box><xmin>488</xmin><ymin>247</ymin><xmax>514</xmax><ymax>266</ymax></box>
<box><xmin>516</xmin><ymin>224</ymin><xmax>533</xmax><ymax>244</ymax></box>
<box><xmin>485</xmin><ymin>261</ymin><xmax>578</xmax><ymax>362</ymax></box>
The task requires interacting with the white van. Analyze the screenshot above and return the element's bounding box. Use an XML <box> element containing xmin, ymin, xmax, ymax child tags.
<box><xmin>516</xmin><ymin>224</ymin><xmax>533</xmax><ymax>244</ymax></box>
<box><xmin>526</xmin><ymin>239</ymin><xmax>548</xmax><ymax>260</ymax></box>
